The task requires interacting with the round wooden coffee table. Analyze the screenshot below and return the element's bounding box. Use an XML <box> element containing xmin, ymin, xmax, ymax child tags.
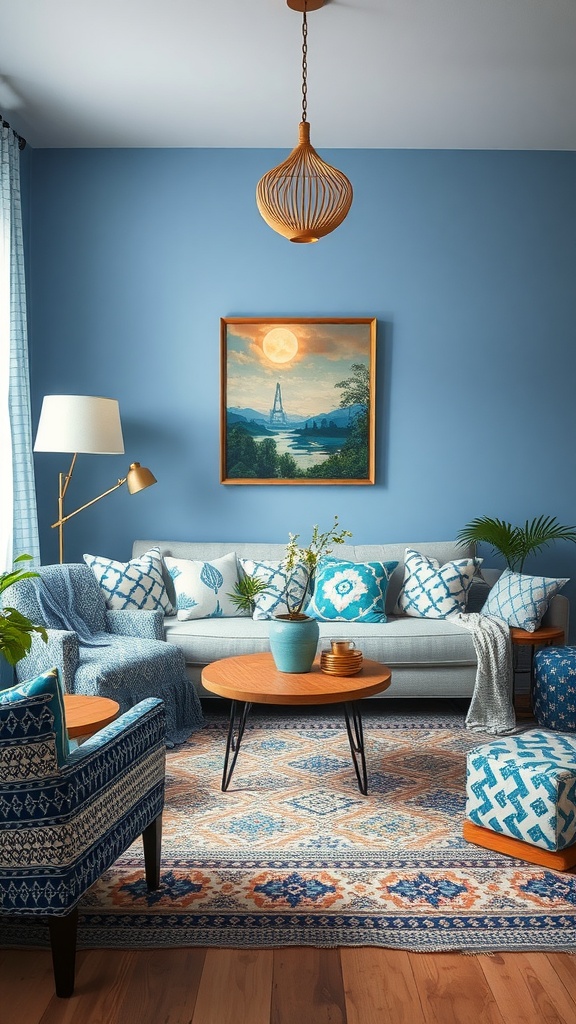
<box><xmin>63</xmin><ymin>694</ymin><xmax>120</xmax><ymax>739</ymax></box>
<box><xmin>201</xmin><ymin>653</ymin><xmax>392</xmax><ymax>795</ymax></box>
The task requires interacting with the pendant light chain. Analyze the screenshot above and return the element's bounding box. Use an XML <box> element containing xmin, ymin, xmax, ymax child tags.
<box><xmin>301</xmin><ymin>5</ymin><xmax>308</xmax><ymax>122</ymax></box>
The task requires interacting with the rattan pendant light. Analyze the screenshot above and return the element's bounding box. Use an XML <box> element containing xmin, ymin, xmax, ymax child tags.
<box><xmin>256</xmin><ymin>0</ymin><xmax>353</xmax><ymax>243</ymax></box>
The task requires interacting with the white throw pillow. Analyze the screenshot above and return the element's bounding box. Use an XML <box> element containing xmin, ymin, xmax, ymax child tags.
<box><xmin>240</xmin><ymin>558</ymin><xmax>309</xmax><ymax>620</ymax></box>
<box><xmin>164</xmin><ymin>552</ymin><xmax>242</xmax><ymax>620</ymax></box>
<box><xmin>482</xmin><ymin>569</ymin><xmax>568</xmax><ymax>632</ymax></box>
<box><xmin>84</xmin><ymin>546</ymin><xmax>174</xmax><ymax>613</ymax></box>
<box><xmin>395</xmin><ymin>548</ymin><xmax>482</xmax><ymax>619</ymax></box>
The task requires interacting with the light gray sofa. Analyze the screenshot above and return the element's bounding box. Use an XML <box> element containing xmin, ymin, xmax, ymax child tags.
<box><xmin>132</xmin><ymin>539</ymin><xmax>570</xmax><ymax>701</ymax></box>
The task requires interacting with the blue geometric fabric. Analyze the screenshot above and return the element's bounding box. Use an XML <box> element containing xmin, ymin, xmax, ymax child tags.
<box><xmin>84</xmin><ymin>547</ymin><xmax>174</xmax><ymax>614</ymax></box>
<box><xmin>482</xmin><ymin>569</ymin><xmax>568</xmax><ymax>632</ymax></box>
<box><xmin>3</xmin><ymin>563</ymin><xmax>203</xmax><ymax>746</ymax></box>
<box><xmin>0</xmin><ymin>667</ymin><xmax>69</xmax><ymax>767</ymax></box>
<box><xmin>0</xmin><ymin>696</ymin><xmax>165</xmax><ymax>915</ymax></box>
<box><xmin>240</xmin><ymin>558</ymin><xmax>309</xmax><ymax>620</ymax></box>
<box><xmin>305</xmin><ymin>557</ymin><xmax>398</xmax><ymax>622</ymax></box>
<box><xmin>466</xmin><ymin>731</ymin><xmax>576</xmax><ymax>851</ymax></box>
<box><xmin>165</xmin><ymin>551</ymin><xmax>242</xmax><ymax>620</ymax></box>
<box><xmin>533</xmin><ymin>647</ymin><xmax>576</xmax><ymax>733</ymax></box>
<box><xmin>395</xmin><ymin>548</ymin><xmax>481</xmax><ymax>619</ymax></box>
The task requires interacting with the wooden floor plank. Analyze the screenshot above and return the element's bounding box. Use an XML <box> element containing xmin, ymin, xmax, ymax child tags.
<box><xmin>340</xmin><ymin>947</ymin><xmax>426</xmax><ymax>1024</ymax></box>
<box><xmin>113</xmin><ymin>948</ymin><xmax>206</xmax><ymax>1024</ymax></box>
<box><xmin>37</xmin><ymin>949</ymin><xmax>135</xmax><ymax>1024</ymax></box>
<box><xmin>191</xmin><ymin>948</ymin><xmax>273</xmax><ymax>1024</ymax></box>
<box><xmin>409</xmin><ymin>952</ymin><xmax>505</xmax><ymax>1024</ymax></box>
<box><xmin>0</xmin><ymin>949</ymin><xmax>55</xmax><ymax>1022</ymax></box>
<box><xmin>271</xmin><ymin>947</ymin><xmax>347</xmax><ymax>1024</ymax></box>
<box><xmin>480</xmin><ymin>952</ymin><xmax>576</xmax><ymax>1024</ymax></box>
<box><xmin>545</xmin><ymin>953</ymin><xmax>576</xmax><ymax>1002</ymax></box>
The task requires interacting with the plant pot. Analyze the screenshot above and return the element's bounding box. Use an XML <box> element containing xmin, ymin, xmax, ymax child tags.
<box><xmin>268</xmin><ymin>613</ymin><xmax>320</xmax><ymax>674</ymax></box>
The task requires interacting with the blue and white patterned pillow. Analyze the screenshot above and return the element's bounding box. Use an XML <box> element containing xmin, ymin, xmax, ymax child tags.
<box><xmin>305</xmin><ymin>557</ymin><xmax>398</xmax><ymax>622</ymax></box>
<box><xmin>396</xmin><ymin>548</ymin><xmax>482</xmax><ymax>619</ymax></box>
<box><xmin>239</xmin><ymin>558</ymin><xmax>309</xmax><ymax>620</ymax></box>
<box><xmin>0</xmin><ymin>667</ymin><xmax>69</xmax><ymax>767</ymax></box>
<box><xmin>84</xmin><ymin>547</ymin><xmax>174</xmax><ymax>614</ymax></box>
<box><xmin>482</xmin><ymin>569</ymin><xmax>568</xmax><ymax>632</ymax></box>
<box><xmin>165</xmin><ymin>552</ymin><xmax>242</xmax><ymax>620</ymax></box>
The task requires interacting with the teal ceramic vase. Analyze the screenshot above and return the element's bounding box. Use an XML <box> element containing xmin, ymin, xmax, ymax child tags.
<box><xmin>268</xmin><ymin>614</ymin><xmax>320</xmax><ymax>673</ymax></box>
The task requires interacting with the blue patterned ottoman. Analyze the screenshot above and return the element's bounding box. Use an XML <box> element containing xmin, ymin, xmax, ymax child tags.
<box><xmin>463</xmin><ymin>730</ymin><xmax>576</xmax><ymax>870</ymax></box>
<box><xmin>533</xmin><ymin>646</ymin><xmax>576</xmax><ymax>732</ymax></box>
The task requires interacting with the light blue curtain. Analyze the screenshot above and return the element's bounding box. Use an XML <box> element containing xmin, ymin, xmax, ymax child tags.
<box><xmin>0</xmin><ymin>121</ymin><xmax>39</xmax><ymax>570</ymax></box>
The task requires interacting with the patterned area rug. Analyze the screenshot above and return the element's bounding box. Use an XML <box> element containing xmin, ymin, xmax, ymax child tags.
<box><xmin>6</xmin><ymin>703</ymin><xmax>576</xmax><ymax>952</ymax></box>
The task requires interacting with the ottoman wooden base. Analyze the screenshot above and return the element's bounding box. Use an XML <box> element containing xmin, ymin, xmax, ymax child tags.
<box><xmin>463</xmin><ymin>819</ymin><xmax>576</xmax><ymax>871</ymax></box>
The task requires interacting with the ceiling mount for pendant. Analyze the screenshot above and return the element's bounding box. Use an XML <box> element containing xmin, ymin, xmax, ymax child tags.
<box><xmin>256</xmin><ymin>0</ymin><xmax>353</xmax><ymax>243</ymax></box>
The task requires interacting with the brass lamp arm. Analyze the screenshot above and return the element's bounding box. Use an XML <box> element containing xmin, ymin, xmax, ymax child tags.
<box><xmin>51</xmin><ymin>477</ymin><xmax>127</xmax><ymax>529</ymax></box>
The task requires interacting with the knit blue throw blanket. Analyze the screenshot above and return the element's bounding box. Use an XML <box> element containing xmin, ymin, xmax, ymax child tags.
<box><xmin>33</xmin><ymin>571</ymin><xmax>110</xmax><ymax>647</ymax></box>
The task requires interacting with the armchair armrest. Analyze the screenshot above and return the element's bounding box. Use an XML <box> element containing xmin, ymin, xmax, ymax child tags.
<box><xmin>106</xmin><ymin>608</ymin><xmax>165</xmax><ymax>640</ymax></box>
<box><xmin>542</xmin><ymin>593</ymin><xmax>570</xmax><ymax>638</ymax></box>
<box><xmin>15</xmin><ymin>629</ymin><xmax>79</xmax><ymax>692</ymax></box>
<box><xmin>67</xmin><ymin>697</ymin><xmax>166</xmax><ymax>767</ymax></box>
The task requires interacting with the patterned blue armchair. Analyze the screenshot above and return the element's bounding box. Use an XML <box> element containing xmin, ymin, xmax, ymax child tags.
<box><xmin>3</xmin><ymin>563</ymin><xmax>203</xmax><ymax>745</ymax></box>
<box><xmin>0</xmin><ymin>669</ymin><xmax>166</xmax><ymax>997</ymax></box>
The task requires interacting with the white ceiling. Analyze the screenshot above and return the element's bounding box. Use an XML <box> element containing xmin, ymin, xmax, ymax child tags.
<box><xmin>1</xmin><ymin>0</ymin><xmax>576</xmax><ymax>150</ymax></box>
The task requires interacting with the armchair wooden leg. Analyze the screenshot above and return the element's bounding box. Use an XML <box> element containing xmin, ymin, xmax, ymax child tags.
<box><xmin>47</xmin><ymin>906</ymin><xmax>78</xmax><ymax>998</ymax></box>
<box><xmin>142</xmin><ymin>813</ymin><xmax>162</xmax><ymax>890</ymax></box>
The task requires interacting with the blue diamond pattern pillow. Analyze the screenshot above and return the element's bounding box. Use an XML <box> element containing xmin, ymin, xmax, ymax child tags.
<box><xmin>482</xmin><ymin>569</ymin><xmax>568</xmax><ymax>632</ymax></box>
<box><xmin>239</xmin><ymin>558</ymin><xmax>309</xmax><ymax>621</ymax></box>
<box><xmin>84</xmin><ymin>546</ymin><xmax>174</xmax><ymax>614</ymax></box>
<box><xmin>0</xmin><ymin>667</ymin><xmax>69</xmax><ymax>768</ymax></box>
<box><xmin>396</xmin><ymin>548</ymin><xmax>482</xmax><ymax>619</ymax></box>
<box><xmin>305</xmin><ymin>557</ymin><xmax>399</xmax><ymax>622</ymax></box>
<box><xmin>165</xmin><ymin>551</ymin><xmax>242</xmax><ymax>620</ymax></box>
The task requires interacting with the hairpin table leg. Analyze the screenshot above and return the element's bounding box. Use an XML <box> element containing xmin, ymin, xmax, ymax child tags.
<box><xmin>343</xmin><ymin>701</ymin><xmax>368</xmax><ymax>795</ymax></box>
<box><xmin>221</xmin><ymin>700</ymin><xmax>251</xmax><ymax>791</ymax></box>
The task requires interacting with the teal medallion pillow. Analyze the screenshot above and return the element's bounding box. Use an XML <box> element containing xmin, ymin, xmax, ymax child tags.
<box><xmin>482</xmin><ymin>569</ymin><xmax>568</xmax><ymax>632</ymax></box>
<box><xmin>84</xmin><ymin>546</ymin><xmax>174</xmax><ymax>614</ymax></box>
<box><xmin>0</xmin><ymin>666</ymin><xmax>69</xmax><ymax>766</ymax></box>
<box><xmin>165</xmin><ymin>551</ymin><xmax>242</xmax><ymax>620</ymax></box>
<box><xmin>239</xmin><ymin>558</ymin><xmax>309</xmax><ymax>621</ymax></box>
<box><xmin>395</xmin><ymin>548</ymin><xmax>482</xmax><ymax>619</ymax></box>
<box><xmin>305</xmin><ymin>557</ymin><xmax>398</xmax><ymax>622</ymax></box>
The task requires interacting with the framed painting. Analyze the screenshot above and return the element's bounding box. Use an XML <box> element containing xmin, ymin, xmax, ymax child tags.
<box><xmin>220</xmin><ymin>317</ymin><xmax>376</xmax><ymax>485</ymax></box>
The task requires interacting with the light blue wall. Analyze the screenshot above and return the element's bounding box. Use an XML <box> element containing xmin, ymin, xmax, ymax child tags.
<box><xmin>26</xmin><ymin>147</ymin><xmax>576</xmax><ymax>625</ymax></box>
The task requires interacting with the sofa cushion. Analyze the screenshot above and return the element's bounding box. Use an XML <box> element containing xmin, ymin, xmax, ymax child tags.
<box><xmin>395</xmin><ymin>548</ymin><xmax>481</xmax><ymax>619</ymax></box>
<box><xmin>0</xmin><ymin>667</ymin><xmax>69</xmax><ymax>768</ymax></box>
<box><xmin>239</xmin><ymin>558</ymin><xmax>309</xmax><ymax>620</ymax></box>
<box><xmin>305</xmin><ymin>557</ymin><xmax>398</xmax><ymax>623</ymax></box>
<box><xmin>482</xmin><ymin>569</ymin><xmax>568</xmax><ymax>632</ymax></box>
<box><xmin>84</xmin><ymin>547</ymin><xmax>173</xmax><ymax>614</ymax></box>
<box><xmin>163</xmin><ymin>614</ymin><xmax>477</xmax><ymax>669</ymax></box>
<box><xmin>164</xmin><ymin>552</ymin><xmax>242</xmax><ymax>620</ymax></box>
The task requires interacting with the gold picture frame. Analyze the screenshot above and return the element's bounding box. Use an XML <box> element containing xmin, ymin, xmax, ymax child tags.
<box><xmin>220</xmin><ymin>317</ymin><xmax>376</xmax><ymax>485</ymax></box>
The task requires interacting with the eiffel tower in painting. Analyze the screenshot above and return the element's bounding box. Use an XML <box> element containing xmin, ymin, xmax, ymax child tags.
<box><xmin>269</xmin><ymin>382</ymin><xmax>287</xmax><ymax>425</ymax></box>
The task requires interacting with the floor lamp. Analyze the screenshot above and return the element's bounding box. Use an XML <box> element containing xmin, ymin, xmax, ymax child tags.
<box><xmin>34</xmin><ymin>395</ymin><xmax>156</xmax><ymax>563</ymax></box>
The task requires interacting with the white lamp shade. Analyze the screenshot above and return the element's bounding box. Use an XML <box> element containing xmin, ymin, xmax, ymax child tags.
<box><xmin>34</xmin><ymin>396</ymin><xmax>125</xmax><ymax>454</ymax></box>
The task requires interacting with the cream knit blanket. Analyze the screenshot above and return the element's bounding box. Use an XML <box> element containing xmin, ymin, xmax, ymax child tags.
<box><xmin>455</xmin><ymin>612</ymin><xmax>517</xmax><ymax>734</ymax></box>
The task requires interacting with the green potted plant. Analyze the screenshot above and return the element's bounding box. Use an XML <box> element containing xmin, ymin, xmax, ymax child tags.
<box><xmin>457</xmin><ymin>515</ymin><xmax>576</xmax><ymax>573</ymax></box>
<box><xmin>0</xmin><ymin>554</ymin><xmax>47</xmax><ymax>671</ymax></box>
<box><xmin>269</xmin><ymin>516</ymin><xmax>352</xmax><ymax>673</ymax></box>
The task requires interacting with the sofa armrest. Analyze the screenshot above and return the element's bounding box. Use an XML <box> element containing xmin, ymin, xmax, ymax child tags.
<box><xmin>15</xmin><ymin>629</ymin><xmax>79</xmax><ymax>692</ymax></box>
<box><xmin>542</xmin><ymin>593</ymin><xmax>570</xmax><ymax>638</ymax></box>
<box><xmin>106</xmin><ymin>608</ymin><xmax>165</xmax><ymax>640</ymax></box>
<box><xmin>66</xmin><ymin>696</ymin><xmax>166</xmax><ymax>767</ymax></box>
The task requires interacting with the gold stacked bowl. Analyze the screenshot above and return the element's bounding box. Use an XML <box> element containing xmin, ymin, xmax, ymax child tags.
<box><xmin>320</xmin><ymin>649</ymin><xmax>363</xmax><ymax>676</ymax></box>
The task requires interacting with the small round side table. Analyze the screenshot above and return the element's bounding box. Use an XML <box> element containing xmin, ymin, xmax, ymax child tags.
<box><xmin>509</xmin><ymin>625</ymin><xmax>565</xmax><ymax>712</ymax></box>
<box><xmin>63</xmin><ymin>694</ymin><xmax>120</xmax><ymax>740</ymax></box>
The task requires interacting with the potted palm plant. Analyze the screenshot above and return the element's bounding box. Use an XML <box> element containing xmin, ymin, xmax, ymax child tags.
<box><xmin>457</xmin><ymin>515</ymin><xmax>576</xmax><ymax>572</ymax></box>
<box><xmin>0</xmin><ymin>554</ymin><xmax>47</xmax><ymax>670</ymax></box>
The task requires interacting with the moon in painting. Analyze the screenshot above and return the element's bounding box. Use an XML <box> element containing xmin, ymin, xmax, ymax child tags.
<box><xmin>262</xmin><ymin>327</ymin><xmax>299</xmax><ymax>364</ymax></box>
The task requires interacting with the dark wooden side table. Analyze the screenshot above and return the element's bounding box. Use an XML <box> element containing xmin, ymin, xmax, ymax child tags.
<box><xmin>509</xmin><ymin>625</ymin><xmax>565</xmax><ymax>712</ymax></box>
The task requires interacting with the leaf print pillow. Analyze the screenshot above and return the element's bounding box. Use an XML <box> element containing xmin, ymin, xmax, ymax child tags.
<box><xmin>164</xmin><ymin>552</ymin><xmax>243</xmax><ymax>620</ymax></box>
